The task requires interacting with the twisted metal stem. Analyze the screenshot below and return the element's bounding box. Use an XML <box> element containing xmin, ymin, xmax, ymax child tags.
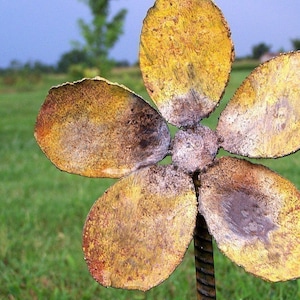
<box><xmin>192</xmin><ymin>172</ymin><xmax>216</xmax><ymax>299</ymax></box>
<box><xmin>194</xmin><ymin>213</ymin><xmax>216</xmax><ymax>299</ymax></box>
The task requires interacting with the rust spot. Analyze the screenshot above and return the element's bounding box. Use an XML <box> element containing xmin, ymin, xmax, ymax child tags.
<box><xmin>265</xmin><ymin>97</ymin><xmax>293</xmax><ymax>133</ymax></box>
<box><xmin>187</xmin><ymin>63</ymin><xmax>196</xmax><ymax>80</ymax></box>
<box><xmin>123</xmin><ymin>95</ymin><xmax>170</xmax><ymax>168</ymax></box>
<box><xmin>222</xmin><ymin>190</ymin><xmax>277</xmax><ymax>242</ymax></box>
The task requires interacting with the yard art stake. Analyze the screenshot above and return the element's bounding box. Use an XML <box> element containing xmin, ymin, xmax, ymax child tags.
<box><xmin>34</xmin><ymin>0</ymin><xmax>300</xmax><ymax>298</ymax></box>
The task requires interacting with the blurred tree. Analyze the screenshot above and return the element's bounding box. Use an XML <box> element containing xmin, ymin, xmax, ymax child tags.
<box><xmin>57</xmin><ymin>49</ymin><xmax>89</xmax><ymax>73</ymax></box>
<box><xmin>291</xmin><ymin>38</ymin><xmax>300</xmax><ymax>51</ymax></box>
<box><xmin>77</xmin><ymin>0</ymin><xmax>127</xmax><ymax>75</ymax></box>
<box><xmin>251</xmin><ymin>42</ymin><xmax>271</xmax><ymax>59</ymax></box>
<box><xmin>115</xmin><ymin>59</ymin><xmax>130</xmax><ymax>67</ymax></box>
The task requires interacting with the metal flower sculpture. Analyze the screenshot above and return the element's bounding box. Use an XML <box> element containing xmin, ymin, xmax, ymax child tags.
<box><xmin>35</xmin><ymin>0</ymin><xmax>300</xmax><ymax>298</ymax></box>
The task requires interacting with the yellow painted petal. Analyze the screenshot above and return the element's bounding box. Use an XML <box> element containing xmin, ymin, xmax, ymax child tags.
<box><xmin>82</xmin><ymin>165</ymin><xmax>197</xmax><ymax>291</ymax></box>
<box><xmin>140</xmin><ymin>0</ymin><xmax>234</xmax><ymax>127</ymax></box>
<box><xmin>200</xmin><ymin>156</ymin><xmax>300</xmax><ymax>282</ymax></box>
<box><xmin>34</xmin><ymin>78</ymin><xmax>170</xmax><ymax>178</ymax></box>
<box><xmin>217</xmin><ymin>51</ymin><xmax>300</xmax><ymax>158</ymax></box>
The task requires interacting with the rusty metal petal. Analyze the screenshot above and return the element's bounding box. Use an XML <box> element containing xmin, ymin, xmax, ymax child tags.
<box><xmin>82</xmin><ymin>165</ymin><xmax>197</xmax><ymax>291</ymax></box>
<box><xmin>199</xmin><ymin>156</ymin><xmax>300</xmax><ymax>282</ymax></box>
<box><xmin>34</xmin><ymin>78</ymin><xmax>170</xmax><ymax>178</ymax></box>
<box><xmin>139</xmin><ymin>0</ymin><xmax>234</xmax><ymax>127</ymax></box>
<box><xmin>217</xmin><ymin>51</ymin><xmax>300</xmax><ymax>158</ymax></box>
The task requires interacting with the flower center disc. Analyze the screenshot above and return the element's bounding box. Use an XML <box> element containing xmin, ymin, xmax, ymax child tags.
<box><xmin>172</xmin><ymin>124</ymin><xmax>219</xmax><ymax>173</ymax></box>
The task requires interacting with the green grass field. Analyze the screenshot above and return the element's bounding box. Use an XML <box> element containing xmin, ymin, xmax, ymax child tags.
<box><xmin>1</xmin><ymin>68</ymin><xmax>300</xmax><ymax>299</ymax></box>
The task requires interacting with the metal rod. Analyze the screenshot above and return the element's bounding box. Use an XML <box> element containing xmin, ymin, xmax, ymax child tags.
<box><xmin>194</xmin><ymin>213</ymin><xmax>216</xmax><ymax>299</ymax></box>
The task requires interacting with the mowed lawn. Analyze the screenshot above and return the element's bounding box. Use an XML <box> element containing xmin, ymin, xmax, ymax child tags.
<box><xmin>1</xmin><ymin>68</ymin><xmax>300</xmax><ymax>299</ymax></box>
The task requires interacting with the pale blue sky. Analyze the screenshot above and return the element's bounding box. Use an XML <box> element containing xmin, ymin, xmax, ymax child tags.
<box><xmin>0</xmin><ymin>0</ymin><xmax>299</xmax><ymax>68</ymax></box>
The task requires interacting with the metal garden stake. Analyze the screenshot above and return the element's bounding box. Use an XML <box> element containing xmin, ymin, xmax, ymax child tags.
<box><xmin>35</xmin><ymin>0</ymin><xmax>300</xmax><ymax>298</ymax></box>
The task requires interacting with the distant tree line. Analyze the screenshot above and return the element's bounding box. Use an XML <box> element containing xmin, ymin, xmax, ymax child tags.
<box><xmin>56</xmin><ymin>49</ymin><xmax>130</xmax><ymax>74</ymax></box>
<box><xmin>0</xmin><ymin>59</ymin><xmax>55</xmax><ymax>75</ymax></box>
<box><xmin>251</xmin><ymin>38</ymin><xmax>300</xmax><ymax>60</ymax></box>
<box><xmin>0</xmin><ymin>59</ymin><xmax>55</xmax><ymax>88</ymax></box>
<box><xmin>291</xmin><ymin>39</ymin><xmax>300</xmax><ymax>51</ymax></box>
<box><xmin>1</xmin><ymin>36</ymin><xmax>299</xmax><ymax>77</ymax></box>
